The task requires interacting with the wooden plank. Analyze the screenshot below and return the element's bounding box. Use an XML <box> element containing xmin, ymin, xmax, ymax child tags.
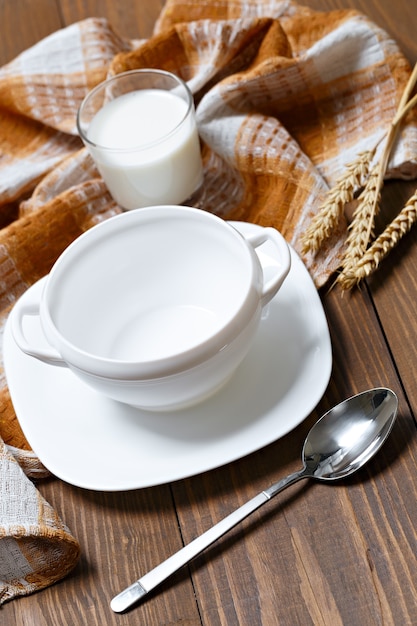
<box><xmin>12</xmin><ymin>481</ymin><xmax>202</xmax><ymax>625</ymax></box>
<box><xmin>0</xmin><ymin>0</ymin><xmax>63</xmax><ymax>64</ymax></box>
<box><xmin>367</xmin><ymin>182</ymin><xmax>417</xmax><ymax>415</ymax></box>
<box><xmin>58</xmin><ymin>0</ymin><xmax>166</xmax><ymax>39</ymax></box>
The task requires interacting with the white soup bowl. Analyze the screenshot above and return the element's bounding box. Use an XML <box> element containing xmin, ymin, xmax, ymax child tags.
<box><xmin>11</xmin><ymin>206</ymin><xmax>291</xmax><ymax>411</ymax></box>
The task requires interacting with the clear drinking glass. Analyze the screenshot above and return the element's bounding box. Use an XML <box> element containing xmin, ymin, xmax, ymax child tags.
<box><xmin>77</xmin><ymin>69</ymin><xmax>203</xmax><ymax>210</ymax></box>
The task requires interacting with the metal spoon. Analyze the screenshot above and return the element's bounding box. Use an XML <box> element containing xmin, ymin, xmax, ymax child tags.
<box><xmin>111</xmin><ymin>387</ymin><xmax>398</xmax><ymax>613</ymax></box>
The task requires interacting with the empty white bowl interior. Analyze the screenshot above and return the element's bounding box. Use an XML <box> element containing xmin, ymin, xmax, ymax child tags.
<box><xmin>47</xmin><ymin>211</ymin><xmax>254</xmax><ymax>363</ymax></box>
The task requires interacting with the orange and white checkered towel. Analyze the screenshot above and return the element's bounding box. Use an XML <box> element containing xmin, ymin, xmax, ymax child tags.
<box><xmin>1</xmin><ymin>0</ymin><xmax>416</xmax><ymax>604</ymax></box>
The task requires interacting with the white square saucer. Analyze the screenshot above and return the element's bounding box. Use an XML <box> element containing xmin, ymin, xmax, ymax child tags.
<box><xmin>3</xmin><ymin>222</ymin><xmax>332</xmax><ymax>491</ymax></box>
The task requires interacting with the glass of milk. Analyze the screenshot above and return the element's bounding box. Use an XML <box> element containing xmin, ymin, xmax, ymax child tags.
<box><xmin>77</xmin><ymin>69</ymin><xmax>203</xmax><ymax>210</ymax></box>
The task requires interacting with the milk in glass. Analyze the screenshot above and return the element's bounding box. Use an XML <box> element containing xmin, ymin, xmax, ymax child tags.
<box><xmin>87</xmin><ymin>89</ymin><xmax>203</xmax><ymax>209</ymax></box>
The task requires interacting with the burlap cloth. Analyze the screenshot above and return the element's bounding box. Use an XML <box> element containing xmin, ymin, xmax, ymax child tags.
<box><xmin>1</xmin><ymin>0</ymin><xmax>416</xmax><ymax>605</ymax></box>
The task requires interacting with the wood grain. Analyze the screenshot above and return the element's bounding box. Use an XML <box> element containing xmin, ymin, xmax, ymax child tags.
<box><xmin>58</xmin><ymin>0</ymin><xmax>166</xmax><ymax>40</ymax></box>
<box><xmin>0</xmin><ymin>0</ymin><xmax>63</xmax><ymax>64</ymax></box>
<box><xmin>2</xmin><ymin>1</ymin><xmax>417</xmax><ymax>625</ymax></box>
<box><xmin>171</xmin><ymin>285</ymin><xmax>417</xmax><ymax>625</ymax></box>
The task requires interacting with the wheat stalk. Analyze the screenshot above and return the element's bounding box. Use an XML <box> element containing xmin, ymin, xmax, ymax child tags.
<box><xmin>393</xmin><ymin>61</ymin><xmax>417</xmax><ymax>123</ymax></box>
<box><xmin>360</xmin><ymin>61</ymin><xmax>417</xmax><ymax>250</ymax></box>
<box><xmin>300</xmin><ymin>149</ymin><xmax>375</xmax><ymax>254</ymax></box>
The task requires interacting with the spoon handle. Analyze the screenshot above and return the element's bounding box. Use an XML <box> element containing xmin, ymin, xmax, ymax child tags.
<box><xmin>111</xmin><ymin>468</ymin><xmax>306</xmax><ymax>613</ymax></box>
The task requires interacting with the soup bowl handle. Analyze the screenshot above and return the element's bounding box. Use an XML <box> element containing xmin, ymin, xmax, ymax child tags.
<box><xmin>11</xmin><ymin>277</ymin><xmax>66</xmax><ymax>367</ymax></box>
<box><xmin>245</xmin><ymin>227</ymin><xmax>291</xmax><ymax>306</ymax></box>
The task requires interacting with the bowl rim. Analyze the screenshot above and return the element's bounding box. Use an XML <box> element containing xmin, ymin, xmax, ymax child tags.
<box><xmin>40</xmin><ymin>206</ymin><xmax>262</xmax><ymax>379</ymax></box>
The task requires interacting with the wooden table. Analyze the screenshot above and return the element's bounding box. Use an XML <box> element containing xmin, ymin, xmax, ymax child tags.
<box><xmin>2</xmin><ymin>1</ymin><xmax>417</xmax><ymax>624</ymax></box>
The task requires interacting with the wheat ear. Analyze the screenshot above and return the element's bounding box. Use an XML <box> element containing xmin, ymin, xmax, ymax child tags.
<box><xmin>300</xmin><ymin>149</ymin><xmax>375</xmax><ymax>254</ymax></box>
<box><xmin>348</xmin><ymin>189</ymin><xmax>417</xmax><ymax>283</ymax></box>
<box><xmin>336</xmin><ymin>166</ymin><xmax>381</xmax><ymax>289</ymax></box>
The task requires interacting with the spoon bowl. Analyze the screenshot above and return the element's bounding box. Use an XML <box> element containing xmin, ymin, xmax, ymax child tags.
<box><xmin>111</xmin><ymin>387</ymin><xmax>398</xmax><ymax>613</ymax></box>
<box><xmin>303</xmin><ymin>387</ymin><xmax>397</xmax><ymax>480</ymax></box>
